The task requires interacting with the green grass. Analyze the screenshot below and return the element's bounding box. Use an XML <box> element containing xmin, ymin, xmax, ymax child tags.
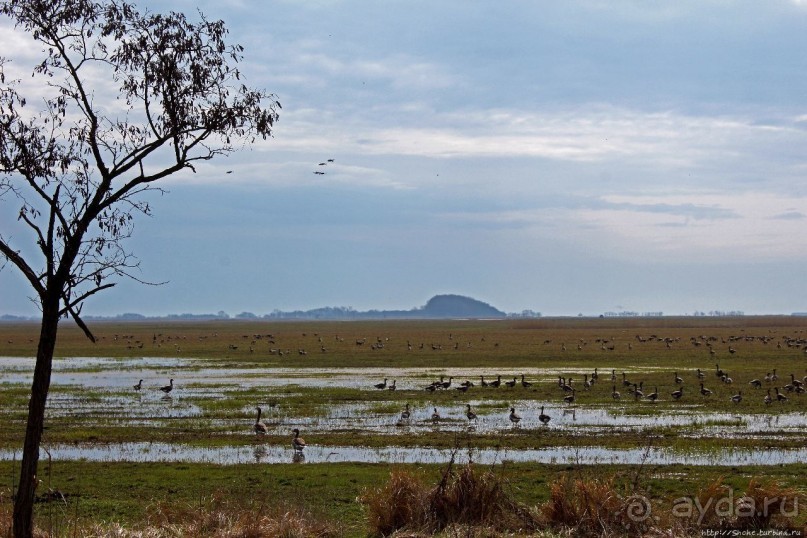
<box><xmin>3</xmin><ymin>317</ymin><xmax>807</xmax><ymax>534</ymax></box>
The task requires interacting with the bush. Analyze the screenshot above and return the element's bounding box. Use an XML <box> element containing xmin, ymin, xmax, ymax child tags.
<box><xmin>361</xmin><ymin>459</ymin><xmax>539</xmax><ymax>536</ymax></box>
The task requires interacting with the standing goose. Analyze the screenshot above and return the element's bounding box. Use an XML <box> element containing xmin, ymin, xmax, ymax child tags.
<box><xmin>611</xmin><ymin>385</ymin><xmax>621</xmax><ymax>400</ymax></box>
<box><xmin>133</xmin><ymin>379</ymin><xmax>143</xmax><ymax>391</ymax></box>
<box><xmin>401</xmin><ymin>403</ymin><xmax>411</xmax><ymax>420</ymax></box>
<box><xmin>465</xmin><ymin>404</ymin><xmax>478</xmax><ymax>421</ymax></box>
<box><xmin>374</xmin><ymin>378</ymin><xmax>388</xmax><ymax>390</ymax></box>
<box><xmin>749</xmin><ymin>379</ymin><xmax>762</xmax><ymax>388</ymax></box>
<box><xmin>388</xmin><ymin>380</ymin><xmax>397</xmax><ymax>391</ymax></box>
<box><xmin>489</xmin><ymin>375</ymin><xmax>502</xmax><ymax>388</ymax></box>
<box><xmin>775</xmin><ymin>387</ymin><xmax>788</xmax><ymax>403</ymax></box>
<box><xmin>431</xmin><ymin>407</ymin><xmax>441</xmax><ymax>423</ymax></box>
<box><xmin>254</xmin><ymin>407</ymin><xmax>268</xmax><ymax>435</ymax></box>
<box><xmin>731</xmin><ymin>390</ymin><xmax>742</xmax><ymax>404</ymax></box>
<box><xmin>674</xmin><ymin>372</ymin><xmax>683</xmax><ymax>385</ymax></box>
<box><xmin>563</xmin><ymin>389</ymin><xmax>576</xmax><ymax>405</ymax></box>
<box><xmin>509</xmin><ymin>407</ymin><xmax>521</xmax><ymax>425</ymax></box>
<box><xmin>538</xmin><ymin>406</ymin><xmax>551</xmax><ymax>425</ymax></box>
<box><xmin>699</xmin><ymin>383</ymin><xmax>712</xmax><ymax>396</ymax></box>
<box><xmin>160</xmin><ymin>379</ymin><xmax>174</xmax><ymax>394</ymax></box>
<box><xmin>292</xmin><ymin>428</ymin><xmax>306</xmax><ymax>452</ymax></box>
<box><xmin>521</xmin><ymin>374</ymin><xmax>532</xmax><ymax>388</ymax></box>
<box><xmin>764</xmin><ymin>389</ymin><xmax>772</xmax><ymax>405</ymax></box>
<box><xmin>646</xmin><ymin>387</ymin><xmax>659</xmax><ymax>402</ymax></box>
<box><xmin>562</xmin><ymin>378</ymin><xmax>574</xmax><ymax>393</ymax></box>
<box><xmin>671</xmin><ymin>386</ymin><xmax>683</xmax><ymax>400</ymax></box>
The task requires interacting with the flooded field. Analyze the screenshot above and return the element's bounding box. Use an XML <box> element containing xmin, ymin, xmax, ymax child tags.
<box><xmin>2</xmin><ymin>355</ymin><xmax>807</xmax><ymax>464</ymax></box>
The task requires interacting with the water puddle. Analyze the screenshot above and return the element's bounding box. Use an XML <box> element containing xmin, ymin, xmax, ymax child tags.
<box><xmin>1</xmin><ymin>442</ymin><xmax>804</xmax><ymax>466</ymax></box>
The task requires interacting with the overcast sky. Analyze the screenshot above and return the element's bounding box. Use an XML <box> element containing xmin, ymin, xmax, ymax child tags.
<box><xmin>3</xmin><ymin>0</ymin><xmax>807</xmax><ymax>317</ymax></box>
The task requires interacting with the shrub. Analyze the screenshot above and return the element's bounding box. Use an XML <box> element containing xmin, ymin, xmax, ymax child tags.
<box><xmin>361</xmin><ymin>460</ymin><xmax>539</xmax><ymax>536</ymax></box>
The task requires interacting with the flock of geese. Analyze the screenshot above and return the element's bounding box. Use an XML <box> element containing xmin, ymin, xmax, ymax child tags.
<box><xmin>144</xmin><ymin>360</ymin><xmax>807</xmax><ymax>454</ymax></box>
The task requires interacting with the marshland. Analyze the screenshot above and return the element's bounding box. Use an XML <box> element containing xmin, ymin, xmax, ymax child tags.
<box><xmin>1</xmin><ymin>316</ymin><xmax>806</xmax><ymax>536</ymax></box>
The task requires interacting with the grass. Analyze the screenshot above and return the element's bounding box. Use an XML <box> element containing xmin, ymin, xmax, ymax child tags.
<box><xmin>1</xmin><ymin>459</ymin><xmax>805</xmax><ymax>536</ymax></box>
<box><xmin>3</xmin><ymin>317</ymin><xmax>807</xmax><ymax>534</ymax></box>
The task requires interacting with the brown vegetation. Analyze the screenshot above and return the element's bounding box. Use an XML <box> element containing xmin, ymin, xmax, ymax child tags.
<box><xmin>361</xmin><ymin>457</ymin><xmax>540</xmax><ymax>536</ymax></box>
<box><xmin>1</xmin><ymin>493</ymin><xmax>339</xmax><ymax>538</ymax></box>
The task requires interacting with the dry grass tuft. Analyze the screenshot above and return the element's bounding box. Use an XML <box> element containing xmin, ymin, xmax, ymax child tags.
<box><xmin>539</xmin><ymin>473</ymin><xmax>658</xmax><ymax>537</ymax></box>
<box><xmin>733</xmin><ymin>478</ymin><xmax>802</xmax><ymax>531</ymax></box>
<box><xmin>361</xmin><ymin>459</ymin><xmax>539</xmax><ymax>536</ymax></box>
<box><xmin>1</xmin><ymin>492</ymin><xmax>339</xmax><ymax>538</ymax></box>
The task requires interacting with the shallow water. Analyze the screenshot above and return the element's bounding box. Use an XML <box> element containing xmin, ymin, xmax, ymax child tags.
<box><xmin>1</xmin><ymin>442</ymin><xmax>804</xmax><ymax>466</ymax></box>
<box><xmin>3</xmin><ymin>357</ymin><xmax>807</xmax><ymax>462</ymax></box>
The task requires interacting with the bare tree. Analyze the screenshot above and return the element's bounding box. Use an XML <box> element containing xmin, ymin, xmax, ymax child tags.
<box><xmin>0</xmin><ymin>1</ymin><xmax>280</xmax><ymax>535</ymax></box>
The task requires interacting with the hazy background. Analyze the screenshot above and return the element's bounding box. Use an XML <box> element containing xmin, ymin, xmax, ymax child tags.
<box><xmin>2</xmin><ymin>0</ymin><xmax>807</xmax><ymax>316</ymax></box>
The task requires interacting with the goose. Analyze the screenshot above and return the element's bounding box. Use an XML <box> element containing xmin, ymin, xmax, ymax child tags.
<box><xmin>480</xmin><ymin>376</ymin><xmax>489</xmax><ymax>387</ymax></box>
<box><xmin>790</xmin><ymin>374</ymin><xmax>803</xmax><ymax>389</ymax></box>
<box><xmin>133</xmin><ymin>379</ymin><xmax>143</xmax><ymax>391</ymax></box>
<box><xmin>538</xmin><ymin>406</ymin><xmax>551</xmax><ymax>424</ymax></box>
<box><xmin>521</xmin><ymin>374</ymin><xmax>532</xmax><ymax>388</ymax></box>
<box><xmin>775</xmin><ymin>387</ymin><xmax>788</xmax><ymax>403</ymax></box>
<box><xmin>160</xmin><ymin>379</ymin><xmax>174</xmax><ymax>394</ymax></box>
<box><xmin>771</xmin><ymin>369</ymin><xmax>779</xmax><ymax>381</ymax></box>
<box><xmin>715</xmin><ymin>364</ymin><xmax>724</xmax><ymax>378</ymax></box>
<box><xmin>646</xmin><ymin>387</ymin><xmax>659</xmax><ymax>402</ymax></box>
<box><xmin>509</xmin><ymin>407</ymin><xmax>521</xmax><ymax>425</ymax></box>
<box><xmin>489</xmin><ymin>375</ymin><xmax>502</xmax><ymax>388</ymax></box>
<box><xmin>764</xmin><ymin>389</ymin><xmax>772</xmax><ymax>405</ymax></box>
<box><xmin>374</xmin><ymin>378</ymin><xmax>388</xmax><ymax>390</ymax></box>
<box><xmin>611</xmin><ymin>385</ymin><xmax>621</xmax><ymax>400</ymax></box>
<box><xmin>696</xmin><ymin>368</ymin><xmax>705</xmax><ymax>380</ymax></box>
<box><xmin>671</xmin><ymin>387</ymin><xmax>683</xmax><ymax>400</ymax></box>
<box><xmin>505</xmin><ymin>377</ymin><xmax>518</xmax><ymax>388</ymax></box>
<box><xmin>254</xmin><ymin>407</ymin><xmax>268</xmax><ymax>435</ymax></box>
<box><xmin>700</xmin><ymin>383</ymin><xmax>712</xmax><ymax>396</ymax></box>
<box><xmin>465</xmin><ymin>404</ymin><xmax>477</xmax><ymax>421</ymax></box>
<box><xmin>563</xmin><ymin>389</ymin><xmax>576</xmax><ymax>405</ymax></box>
<box><xmin>674</xmin><ymin>372</ymin><xmax>683</xmax><ymax>385</ymax></box>
<box><xmin>431</xmin><ymin>408</ymin><xmax>441</xmax><ymax>423</ymax></box>
<box><xmin>622</xmin><ymin>372</ymin><xmax>632</xmax><ymax>387</ymax></box>
<box><xmin>611</xmin><ymin>370</ymin><xmax>617</xmax><ymax>382</ymax></box>
<box><xmin>292</xmin><ymin>428</ymin><xmax>306</xmax><ymax>452</ymax></box>
<box><xmin>562</xmin><ymin>378</ymin><xmax>574</xmax><ymax>393</ymax></box>
<box><xmin>764</xmin><ymin>372</ymin><xmax>773</xmax><ymax>383</ymax></box>
<box><xmin>749</xmin><ymin>379</ymin><xmax>762</xmax><ymax>388</ymax></box>
<box><xmin>633</xmin><ymin>384</ymin><xmax>644</xmax><ymax>400</ymax></box>
<box><xmin>401</xmin><ymin>403</ymin><xmax>411</xmax><ymax>420</ymax></box>
<box><xmin>388</xmin><ymin>380</ymin><xmax>397</xmax><ymax>391</ymax></box>
<box><xmin>591</xmin><ymin>368</ymin><xmax>599</xmax><ymax>381</ymax></box>
<box><xmin>583</xmin><ymin>374</ymin><xmax>592</xmax><ymax>390</ymax></box>
<box><xmin>731</xmin><ymin>390</ymin><xmax>742</xmax><ymax>404</ymax></box>
<box><xmin>440</xmin><ymin>377</ymin><xmax>453</xmax><ymax>390</ymax></box>
<box><xmin>455</xmin><ymin>384</ymin><xmax>469</xmax><ymax>393</ymax></box>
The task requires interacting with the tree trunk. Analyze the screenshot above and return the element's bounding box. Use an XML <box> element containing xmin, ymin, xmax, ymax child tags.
<box><xmin>12</xmin><ymin>301</ymin><xmax>60</xmax><ymax>538</ymax></box>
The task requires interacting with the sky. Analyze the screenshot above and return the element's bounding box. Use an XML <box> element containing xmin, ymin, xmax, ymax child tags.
<box><xmin>3</xmin><ymin>0</ymin><xmax>807</xmax><ymax>317</ymax></box>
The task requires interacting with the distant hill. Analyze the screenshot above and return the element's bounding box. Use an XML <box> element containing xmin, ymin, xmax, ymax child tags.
<box><xmin>0</xmin><ymin>294</ymin><xmax>514</xmax><ymax>321</ymax></box>
<box><xmin>419</xmin><ymin>294</ymin><xmax>506</xmax><ymax>319</ymax></box>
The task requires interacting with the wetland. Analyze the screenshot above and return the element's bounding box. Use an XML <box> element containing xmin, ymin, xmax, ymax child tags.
<box><xmin>2</xmin><ymin>317</ymin><xmax>807</xmax><ymax>535</ymax></box>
